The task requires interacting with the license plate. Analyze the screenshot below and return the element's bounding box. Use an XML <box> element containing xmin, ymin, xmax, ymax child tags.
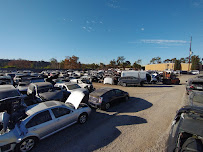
<box><xmin>197</xmin><ymin>87</ymin><xmax>203</xmax><ymax>89</ymax></box>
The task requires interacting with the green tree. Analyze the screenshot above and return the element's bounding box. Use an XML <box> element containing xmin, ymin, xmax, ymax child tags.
<box><xmin>109</xmin><ymin>59</ymin><xmax>117</xmax><ymax>68</ymax></box>
<box><xmin>50</xmin><ymin>58</ymin><xmax>58</xmax><ymax>69</ymax></box>
<box><xmin>191</xmin><ymin>55</ymin><xmax>200</xmax><ymax>70</ymax></box>
<box><xmin>117</xmin><ymin>56</ymin><xmax>125</xmax><ymax>66</ymax></box>
<box><xmin>133</xmin><ymin>60</ymin><xmax>141</xmax><ymax>70</ymax></box>
<box><xmin>174</xmin><ymin>59</ymin><xmax>181</xmax><ymax>70</ymax></box>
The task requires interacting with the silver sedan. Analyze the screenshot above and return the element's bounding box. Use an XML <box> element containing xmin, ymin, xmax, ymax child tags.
<box><xmin>0</xmin><ymin>101</ymin><xmax>91</xmax><ymax>152</ymax></box>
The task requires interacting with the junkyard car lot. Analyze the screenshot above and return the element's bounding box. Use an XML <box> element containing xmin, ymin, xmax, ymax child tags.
<box><xmin>31</xmin><ymin>74</ymin><xmax>196</xmax><ymax>152</ymax></box>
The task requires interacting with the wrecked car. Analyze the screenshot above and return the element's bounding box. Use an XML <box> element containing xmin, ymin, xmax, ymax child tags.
<box><xmin>186</xmin><ymin>78</ymin><xmax>203</xmax><ymax>95</ymax></box>
<box><xmin>27</xmin><ymin>82</ymin><xmax>69</xmax><ymax>103</ymax></box>
<box><xmin>167</xmin><ymin>106</ymin><xmax>203</xmax><ymax>152</ymax></box>
<box><xmin>0</xmin><ymin>76</ymin><xmax>14</xmax><ymax>85</ymax></box>
<box><xmin>88</xmin><ymin>88</ymin><xmax>129</xmax><ymax>110</ymax></box>
<box><xmin>70</xmin><ymin>78</ymin><xmax>94</xmax><ymax>92</ymax></box>
<box><xmin>0</xmin><ymin>98</ymin><xmax>91</xmax><ymax>152</ymax></box>
<box><xmin>17</xmin><ymin>77</ymin><xmax>45</xmax><ymax>95</ymax></box>
<box><xmin>118</xmin><ymin>76</ymin><xmax>144</xmax><ymax>87</ymax></box>
<box><xmin>187</xmin><ymin>90</ymin><xmax>203</xmax><ymax>107</ymax></box>
<box><xmin>54</xmin><ymin>82</ymin><xmax>89</xmax><ymax>103</ymax></box>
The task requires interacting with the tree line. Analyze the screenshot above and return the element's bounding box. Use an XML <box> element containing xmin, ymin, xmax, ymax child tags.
<box><xmin>149</xmin><ymin>56</ymin><xmax>201</xmax><ymax>70</ymax></box>
<box><xmin>0</xmin><ymin>55</ymin><xmax>201</xmax><ymax>70</ymax></box>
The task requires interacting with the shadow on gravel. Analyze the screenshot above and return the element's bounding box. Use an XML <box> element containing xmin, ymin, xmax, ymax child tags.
<box><xmin>32</xmin><ymin>98</ymin><xmax>150</xmax><ymax>152</ymax></box>
<box><xmin>107</xmin><ymin>97</ymin><xmax>153</xmax><ymax>113</ymax></box>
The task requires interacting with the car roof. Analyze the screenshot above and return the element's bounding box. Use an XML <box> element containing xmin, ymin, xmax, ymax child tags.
<box><xmin>31</xmin><ymin>82</ymin><xmax>52</xmax><ymax>87</ymax></box>
<box><xmin>0</xmin><ymin>85</ymin><xmax>16</xmax><ymax>91</ymax></box>
<box><xmin>26</xmin><ymin>101</ymin><xmax>65</xmax><ymax>115</ymax></box>
<box><xmin>57</xmin><ymin>82</ymin><xmax>78</xmax><ymax>85</ymax></box>
<box><xmin>90</xmin><ymin>87</ymin><xmax>114</xmax><ymax>96</ymax></box>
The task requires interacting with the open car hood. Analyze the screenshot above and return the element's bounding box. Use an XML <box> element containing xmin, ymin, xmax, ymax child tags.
<box><xmin>65</xmin><ymin>91</ymin><xmax>85</xmax><ymax>109</ymax></box>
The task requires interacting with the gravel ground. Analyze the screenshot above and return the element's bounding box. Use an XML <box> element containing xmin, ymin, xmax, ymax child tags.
<box><xmin>32</xmin><ymin>74</ymin><xmax>196</xmax><ymax>152</ymax></box>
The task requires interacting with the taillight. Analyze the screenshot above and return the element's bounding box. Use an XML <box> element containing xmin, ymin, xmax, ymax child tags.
<box><xmin>99</xmin><ymin>97</ymin><xmax>103</xmax><ymax>103</ymax></box>
<box><xmin>190</xmin><ymin>85</ymin><xmax>194</xmax><ymax>89</ymax></box>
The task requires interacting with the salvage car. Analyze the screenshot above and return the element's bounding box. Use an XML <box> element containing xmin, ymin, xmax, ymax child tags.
<box><xmin>0</xmin><ymin>85</ymin><xmax>25</xmax><ymax>113</ymax></box>
<box><xmin>186</xmin><ymin>78</ymin><xmax>203</xmax><ymax>95</ymax></box>
<box><xmin>27</xmin><ymin>82</ymin><xmax>69</xmax><ymax>103</ymax></box>
<box><xmin>118</xmin><ymin>76</ymin><xmax>144</xmax><ymax>87</ymax></box>
<box><xmin>187</xmin><ymin>90</ymin><xmax>203</xmax><ymax>107</ymax></box>
<box><xmin>0</xmin><ymin>97</ymin><xmax>91</xmax><ymax>152</ymax></box>
<box><xmin>167</xmin><ymin>106</ymin><xmax>203</xmax><ymax>152</ymax></box>
<box><xmin>0</xmin><ymin>76</ymin><xmax>14</xmax><ymax>85</ymax></box>
<box><xmin>88</xmin><ymin>88</ymin><xmax>129</xmax><ymax>110</ymax></box>
<box><xmin>54</xmin><ymin>82</ymin><xmax>89</xmax><ymax>103</ymax></box>
<box><xmin>70</xmin><ymin>78</ymin><xmax>94</xmax><ymax>92</ymax></box>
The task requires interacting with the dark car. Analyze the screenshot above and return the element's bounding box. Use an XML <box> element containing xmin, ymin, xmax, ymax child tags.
<box><xmin>167</xmin><ymin>106</ymin><xmax>203</xmax><ymax>152</ymax></box>
<box><xmin>118</xmin><ymin>76</ymin><xmax>143</xmax><ymax>87</ymax></box>
<box><xmin>187</xmin><ymin>90</ymin><xmax>203</xmax><ymax>107</ymax></box>
<box><xmin>27</xmin><ymin>82</ymin><xmax>69</xmax><ymax>103</ymax></box>
<box><xmin>88</xmin><ymin>88</ymin><xmax>129</xmax><ymax>110</ymax></box>
<box><xmin>186</xmin><ymin>78</ymin><xmax>203</xmax><ymax>95</ymax></box>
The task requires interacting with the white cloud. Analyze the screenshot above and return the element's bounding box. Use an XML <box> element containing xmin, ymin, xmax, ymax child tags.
<box><xmin>141</xmin><ymin>28</ymin><xmax>144</xmax><ymax>31</ymax></box>
<box><xmin>141</xmin><ymin>39</ymin><xmax>188</xmax><ymax>44</ymax></box>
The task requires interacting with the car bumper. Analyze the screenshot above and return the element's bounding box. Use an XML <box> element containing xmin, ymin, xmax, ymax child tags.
<box><xmin>0</xmin><ymin>143</ymin><xmax>16</xmax><ymax>152</ymax></box>
<box><xmin>88</xmin><ymin>102</ymin><xmax>101</xmax><ymax>109</ymax></box>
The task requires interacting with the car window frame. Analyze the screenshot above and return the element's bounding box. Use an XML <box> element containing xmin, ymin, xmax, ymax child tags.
<box><xmin>25</xmin><ymin>110</ymin><xmax>52</xmax><ymax>128</ymax></box>
<box><xmin>51</xmin><ymin>106</ymin><xmax>72</xmax><ymax>118</ymax></box>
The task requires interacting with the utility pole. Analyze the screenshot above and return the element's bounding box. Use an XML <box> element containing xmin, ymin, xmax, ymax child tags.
<box><xmin>188</xmin><ymin>37</ymin><xmax>193</xmax><ymax>71</ymax></box>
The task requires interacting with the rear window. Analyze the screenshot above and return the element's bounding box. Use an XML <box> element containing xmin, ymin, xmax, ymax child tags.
<box><xmin>67</xmin><ymin>84</ymin><xmax>81</xmax><ymax>90</ymax></box>
<box><xmin>0</xmin><ymin>90</ymin><xmax>20</xmax><ymax>99</ymax></box>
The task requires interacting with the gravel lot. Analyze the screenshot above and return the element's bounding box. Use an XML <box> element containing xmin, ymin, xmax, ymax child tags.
<box><xmin>32</xmin><ymin>74</ymin><xmax>196</xmax><ymax>152</ymax></box>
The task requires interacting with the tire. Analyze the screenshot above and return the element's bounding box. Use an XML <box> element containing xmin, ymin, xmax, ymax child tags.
<box><xmin>140</xmin><ymin>81</ymin><xmax>144</xmax><ymax>87</ymax></box>
<box><xmin>78</xmin><ymin>113</ymin><xmax>88</xmax><ymax>124</ymax></box>
<box><xmin>181</xmin><ymin>137</ymin><xmax>203</xmax><ymax>152</ymax></box>
<box><xmin>122</xmin><ymin>83</ymin><xmax>127</xmax><ymax>87</ymax></box>
<box><xmin>104</xmin><ymin>102</ymin><xmax>111</xmax><ymax>110</ymax></box>
<box><xmin>16</xmin><ymin>137</ymin><xmax>38</xmax><ymax>152</ymax></box>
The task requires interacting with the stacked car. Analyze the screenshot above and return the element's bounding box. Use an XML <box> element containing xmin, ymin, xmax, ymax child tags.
<box><xmin>167</xmin><ymin>77</ymin><xmax>203</xmax><ymax>152</ymax></box>
<box><xmin>0</xmin><ymin>69</ymin><xmax>132</xmax><ymax>151</ymax></box>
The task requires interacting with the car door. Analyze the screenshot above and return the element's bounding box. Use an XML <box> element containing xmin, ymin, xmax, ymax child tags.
<box><xmin>25</xmin><ymin>110</ymin><xmax>56</xmax><ymax>139</ymax></box>
<box><xmin>114</xmin><ymin>89</ymin><xmax>124</xmax><ymax>101</ymax></box>
<box><xmin>51</xmin><ymin>106</ymin><xmax>77</xmax><ymax>131</ymax></box>
<box><xmin>132</xmin><ymin>77</ymin><xmax>139</xmax><ymax>84</ymax></box>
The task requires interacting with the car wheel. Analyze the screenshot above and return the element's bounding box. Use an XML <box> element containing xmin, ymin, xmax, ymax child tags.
<box><xmin>181</xmin><ymin>137</ymin><xmax>203</xmax><ymax>152</ymax></box>
<box><xmin>78</xmin><ymin>113</ymin><xmax>88</xmax><ymax>124</ymax></box>
<box><xmin>105</xmin><ymin>102</ymin><xmax>111</xmax><ymax>110</ymax></box>
<box><xmin>140</xmin><ymin>81</ymin><xmax>144</xmax><ymax>87</ymax></box>
<box><xmin>16</xmin><ymin>137</ymin><xmax>37</xmax><ymax>152</ymax></box>
<box><xmin>122</xmin><ymin>83</ymin><xmax>127</xmax><ymax>87</ymax></box>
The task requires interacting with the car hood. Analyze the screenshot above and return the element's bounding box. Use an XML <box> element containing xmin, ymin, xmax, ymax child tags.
<box><xmin>65</xmin><ymin>91</ymin><xmax>85</xmax><ymax>109</ymax></box>
<box><xmin>39</xmin><ymin>90</ymin><xmax>63</xmax><ymax>101</ymax></box>
<box><xmin>180</xmin><ymin>113</ymin><xmax>203</xmax><ymax>137</ymax></box>
<box><xmin>74</xmin><ymin>88</ymin><xmax>89</xmax><ymax>93</ymax></box>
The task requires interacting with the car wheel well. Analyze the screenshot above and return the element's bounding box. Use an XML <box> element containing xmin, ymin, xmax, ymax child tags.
<box><xmin>78</xmin><ymin>112</ymin><xmax>88</xmax><ymax>124</ymax></box>
<box><xmin>15</xmin><ymin>136</ymin><xmax>39</xmax><ymax>152</ymax></box>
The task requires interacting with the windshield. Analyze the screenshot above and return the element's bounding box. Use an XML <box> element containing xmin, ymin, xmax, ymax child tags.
<box><xmin>0</xmin><ymin>90</ymin><xmax>20</xmax><ymax>100</ymax></box>
<box><xmin>192</xmin><ymin>94</ymin><xmax>203</xmax><ymax>104</ymax></box>
<box><xmin>67</xmin><ymin>84</ymin><xmax>81</xmax><ymax>90</ymax></box>
<box><xmin>81</xmin><ymin>79</ymin><xmax>91</xmax><ymax>84</ymax></box>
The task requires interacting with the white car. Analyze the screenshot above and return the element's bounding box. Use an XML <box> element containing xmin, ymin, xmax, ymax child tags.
<box><xmin>191</xmin><ymin>70</ymin><xmax>200</xmax><ymax>75</ymax></box>
<box><xmin>54</xmin><ymin>82</ymin><xmax>89</xmax><ymax>103</ymax></box>
<box><xmin>70</xmin><ymin>79</ymin><xmax>94</xmax><ymax>91</ymax></box>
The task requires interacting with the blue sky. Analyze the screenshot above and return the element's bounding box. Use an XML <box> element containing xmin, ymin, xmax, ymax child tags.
<box><xmin>0</xmin><ymin>0</ymin><xmax>203</xmax><ymax>65</ymax></box>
